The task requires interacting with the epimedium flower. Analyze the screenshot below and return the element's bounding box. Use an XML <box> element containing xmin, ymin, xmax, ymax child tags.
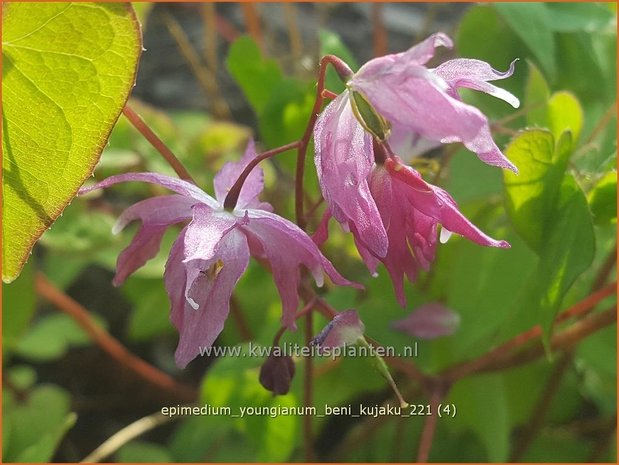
<box><xmin>391</xmin><ymin>302</ymin><xmax>461</xmax><ymax>339</ymax></box>
<box><xmin>313</xmin><ymin>33</ymin><xmax>517</xmax><ymax>304</ymax></box>
<box><xmin>80</xmin><ymin>141</ymin><xmax>358</xmax><ymax>368</ymax></box>
<box><xmin>310</xmin><ymin>309</ymin><xmax>365</xmax><ymax>349</ymax></box>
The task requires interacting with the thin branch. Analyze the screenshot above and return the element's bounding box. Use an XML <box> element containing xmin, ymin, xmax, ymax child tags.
<box><xmin>81</xmin><ymin>411</ymin><xmax>176</xmax><ymax>462</ymax></box>
<box><xmin>282</xmin><ymin>3</ymin><xmax>303</xmax><ymax>75</ymax></box>
<box><xmin>588</xmin><ymin>414</ymin><xmax>617</xmax><ymax>462</ymax></box>
<box><xmin>371</xmin><ymin>4</ymin><xmax>388</xmax><ymax>57</ymax></box>
<box><xmin>583</xmin><ymin>100</ymin><xmax>617</xmax><ymax>146</ymax></box>
<box><xmin>591</xmin><ymin>242</ymin><xmax>617</xmax><ymax>292</ymax></box>
<box><xmin>416</xmin><ymin>388</ymin><xmax>444</xmax><ymax>462</ymax></box>
<box><xmin>35</xmin><ymin>273</ymin><xmax>197</xmax><ymax>402</ymax></box>
<box><xmin>509</xmin><ymin>352</ymin><xmax>573</xmax><ymax>461</ymax></box>
<box><xmin>161</xmin><ymin>12</ymin><xmax>231</xmax><ymax>120</ymax></box>
<box><xmin>200</xmin><ymin>3</ymin><xmax>219</xmax><ymax>74</ymax></box>
<box><xmin>223</xmin><ymin>140</ymin><xmax>301</xmax><ymax>210</ymax></box>
<box><xmin>443</xmin><ymin>282</ymin><xmax>616</xmax><ymax>381</ymax></box>
<box><xmin>241</xmin><ymin>3</ymin><xmax>263</xmax><ymax>50</ymax></box>
<box><xmin>481</xmin><ymin>307</ymin><xmax>616</xmax><ymax>374</ymax></box>
<box><xmin>122</xmin><ymin>105</ymin><xmax>197</xmax><ymax>185</ymax></box>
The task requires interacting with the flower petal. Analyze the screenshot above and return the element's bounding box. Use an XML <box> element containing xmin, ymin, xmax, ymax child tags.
<box><xmin>368</xmin><ymin>168</ymin><xmax>437</xmax><ymax>306</ymax></box>
<box><xmin>355</xmin><ymin>32</ymin><xmax>453</xmax><ymax>79</ymax></box>
<box><xmin>314</xmin><ymin>91</ymin><xmax>388</xmax><ymax>257</ymax></box>
<box><xmin>183</xmin><ymin>204</ymin><xmax>239</xmax><ymax>266</ymax></box>
<box><xmin>433</xmin><ymin>58</ymin><xmax>520</xmax><ymax>108</ymax></box>
<box><xmin>112</xmin><ymin>195</ymin><xmax>197</xmax><ymax>286</ymax></box>
<box><xmin>113</xmin><ymin>194</ymin><xmax>197</xmax><ymax>234</ymax></box>
<box><xmin>79</xmin><ymin>172</ymin><xmax>219</xmax><ymax>208</ymax></box>
<box><xmin>214</xmin><ymin>139</ymin><xmax>269</xmax><ymax>209</ymax></box>
<box><xmin>385</xmin><ymin>158</ymin><xmax>510</xmax><ymax>249</ymax></box>
<box><xmin>353</xmin><ymin>64</ymin><xmax>517</xmax><ymax>173</ymax></box>
<box><xmin>166</xmin><ymin>227</ymin><xmax>250</xmax><ymax>368</ymax></box>
<box><xmin>245</xmin><ymin>209</ymin><xmax>361</xmax><ymax>329</ymax></box>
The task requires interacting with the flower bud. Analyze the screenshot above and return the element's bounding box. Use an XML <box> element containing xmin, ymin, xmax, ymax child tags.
<box><xmin>349</xmin><ymin>90</ymin><xmax>391</xmax><ymax>141</ymax></box>
<box><xmin>391</xmin><ymin>303</ymin><xmax>460</xmax><ymax>339</ymax></box>
<box><xmin>311</xmin><ymin>309</ymin><xmax>365</xmax><ymax>348</ymax></box>
<box><xmin>259</xmin><ymin>354</ymin><xmax>295</xmax><ymax>395</ymax></box>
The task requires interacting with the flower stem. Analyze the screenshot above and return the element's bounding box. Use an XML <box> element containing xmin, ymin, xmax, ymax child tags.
<box><xmin>122</xmin><ymin>105</ymin><xmax>197</xmax><ymax>185</ymax></box>
<box><xmin>223</xmin><ymin>140</ymin><xmax>301</xmax><ymax>210</ymax></box>
<box><xmin>416</xmin><ymin>388</ymin><xmax>445</xmax><ymax>462</ymax></box>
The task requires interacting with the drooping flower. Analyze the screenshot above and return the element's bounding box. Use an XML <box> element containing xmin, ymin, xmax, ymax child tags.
<box><xmin>80</xmin><ymin>142</ymin><xmax>358</xmax><ymax>368</ymax></box>
<box><xmin>391</xmin><ymin>302</ymin><xmax>460</xmax><ymax>339</ymax></box>
<box><xmin>348</xmin><ymin>32</ymin><xmax>520</xmax><ymax>170</ymax></box>
<box><xmin>310</xmin><ymin>309</ymin><xmax>365</xmax><ymax>349</ymax></box>
<box><xmin>313</xmin><ymin>33</ymin><xmax>517</xmax><ymax>304</ymax></box>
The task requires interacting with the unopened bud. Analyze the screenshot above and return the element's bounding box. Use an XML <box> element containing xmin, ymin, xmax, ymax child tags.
<box><xmin>392</xmin><ymin>303</ymin><xmax>460</xmax><ymax>339</ymax></box>
<box><xmin>311</xmin><ymin>310</ymin><xmax>365</xmax><ymax>348</ymax></box>
<box><xmin>349</xmin><ymin>91</ymin><xmax>391</xmax><ymax>141</ymax></box>
<box><xmin>259</xmin><ymin>354</ymin><xmax>295</xmax><ymax>395</ymax></box>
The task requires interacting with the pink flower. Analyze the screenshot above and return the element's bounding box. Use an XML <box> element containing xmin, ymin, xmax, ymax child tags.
<box><xmin>391</xmin><ymin>302</ymin><xmax>460</xmax><ymax>339</ymax></box>
<box><xmin>80</xmin><ymin>142</ymin><xmax>358</xmax><ymax>368</ymax></box>
<box><xmin>349</xmin><ymin>32</ymin><xmax>519</xmax><ymax>169</ymax></box>
<box><xmin>313</xmin><ymin>33</ymin><xmax>517</xmax><ymax>304</ymax></box>
<box><xmin>310</xmin><ymin>310</ymin><xmax>365</xmax><ymax>349</ymax></box>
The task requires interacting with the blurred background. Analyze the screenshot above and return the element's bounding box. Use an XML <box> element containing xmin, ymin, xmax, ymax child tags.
<box><xmin>3</xmin><ymin>2</ymin><xmax>616</xmax><ymax>463</ymax></box>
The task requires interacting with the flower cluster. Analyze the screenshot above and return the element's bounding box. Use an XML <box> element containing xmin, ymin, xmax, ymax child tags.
<box><xmin>83</xmin><ymin>33</ymin><xmax>518</xmax><ymax>367</ymax></box>
<box><xmin>314</xmin><ymin>32</ymin><xmax>518</xmax><ymax>305</ymax></box>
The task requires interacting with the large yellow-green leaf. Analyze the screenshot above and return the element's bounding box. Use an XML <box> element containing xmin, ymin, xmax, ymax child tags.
<box><xmin>2</xmin><ymin>3</ymin><xmax>141</xmax><ymax>282</ymax></box>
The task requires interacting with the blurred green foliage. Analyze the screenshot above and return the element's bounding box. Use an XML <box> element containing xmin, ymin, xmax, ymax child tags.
<box><xmin>2</xmin><ymin>3</ymin><xmax>616</xmax><ymax>463</ymax></box>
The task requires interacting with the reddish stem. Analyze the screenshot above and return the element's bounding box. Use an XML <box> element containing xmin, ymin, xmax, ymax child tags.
<box><xmin>443</xmin><ymin>282</ymin><xmax>616</xmax><ymax>381</ymax></box>
<box><xmin>371</xmin><ymin>3</ymin><xmax>388</xmax><ymax>57</ymax></box>
<box><xmin>122</xmin><ymin>105</ymin><xmax>197</xmax><ymax>185</ymax></box>
<box><xmin>481</xmin><ymin>307</ymin><xmax>615</xmax><ymax>373</ymax></box>
<box><xmin>223</xmin><ymin>141</ymin><xmax>301</xmax><ymax>210</ymax></box>
<box><xmin>35</xmin><ymin>273</ymin><xmax>196</xmax><ymax>402</ymax></box>
<box><xmin>416</xmin><ymin>387</ymin><xmax>445</xmax><ymax>462</ymax></box>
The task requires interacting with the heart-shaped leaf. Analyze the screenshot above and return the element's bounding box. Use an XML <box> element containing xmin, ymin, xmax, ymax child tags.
<box><xmin>2</xmin><ymin>3</ymin><xmax>142</xmax><ymax>282</ymax></box>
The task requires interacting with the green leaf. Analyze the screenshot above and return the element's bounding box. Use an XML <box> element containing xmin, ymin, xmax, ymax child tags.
<box><xmin>503</xmin><ymin>130</ymin><xmax>568</xmax><ymax>252</ymax></box>
<box><xmin>3</xmin><ymin>384</ymin><xmax>76</xmax><ymax>462</ymax></box>
<box><xmin>15</xmin><ymin>313</ymin><xmax>104</xmax><ymax>361</ymax></box>
<box><xmin>545</xmin><ymin>2</ymin><xmax>615</xmax><ymax>33</ymax></box>
<box><xmin>200</xmin><ymin>345</ymin><xmax>299</xmax><ymax>461</ymax></box>
<box><xmin>531</xmin><ymin>174</ymin><xmax>595</xmax><ymax>333</ymax></box>
<box><xmin>494</xmin><ymin>3</ymin><xmax>556</xmax><ymax>80</ymax></box>
<box><xmin>226</xmin><ymin>36</ymin><xmax>283</xmax><ymax>116</ymax></box>
<box><xmin>449</xmin><ymin>374</ymin><xmax>509</xmax><ymax>461</ymax></box>
<box><xmin>117</xmin><ymin>441</ymin><xmax>173</xmax><ymax>463</ymax></box>
<box><xmin>524</xmin><ymin>63</ymin><xmax>584</xmax><ymax>146</ymax></box>
<box><xmin>2</xmin><ymin>3</ymin><xmax>141</xmax><ymax>282</ymax></box>
<box><xmin>588</xmin><ymin>171</ymin><xmax>617</xmax><ymax>225</ymax></box>
<box><xmin>6</xmin><ymin>365</ymin><xmax>37</xmax><ymax>391</ymax></box>
<box><xmin>123</xmin><ymin>277</ymin><xmax>174</xmax><ymax>341</ymax></box>
<box><xmin>547</xmin><ymin>91</ymin><xmax>583</xmax><ymax>145</ymax></box>
<box><xmin>524</xmin><ymin>62</ymin><xmax>550</xmax><ymax>127</ymax></box>
<box><xmin>2</xmin><ymin>261</ymin><xmax>36</xmax><ymax>351</ymax></box>
<box><xmin>504</xmin><ymin>130</ymin><xmax>595</xmax><ymax>334</ymax></box>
